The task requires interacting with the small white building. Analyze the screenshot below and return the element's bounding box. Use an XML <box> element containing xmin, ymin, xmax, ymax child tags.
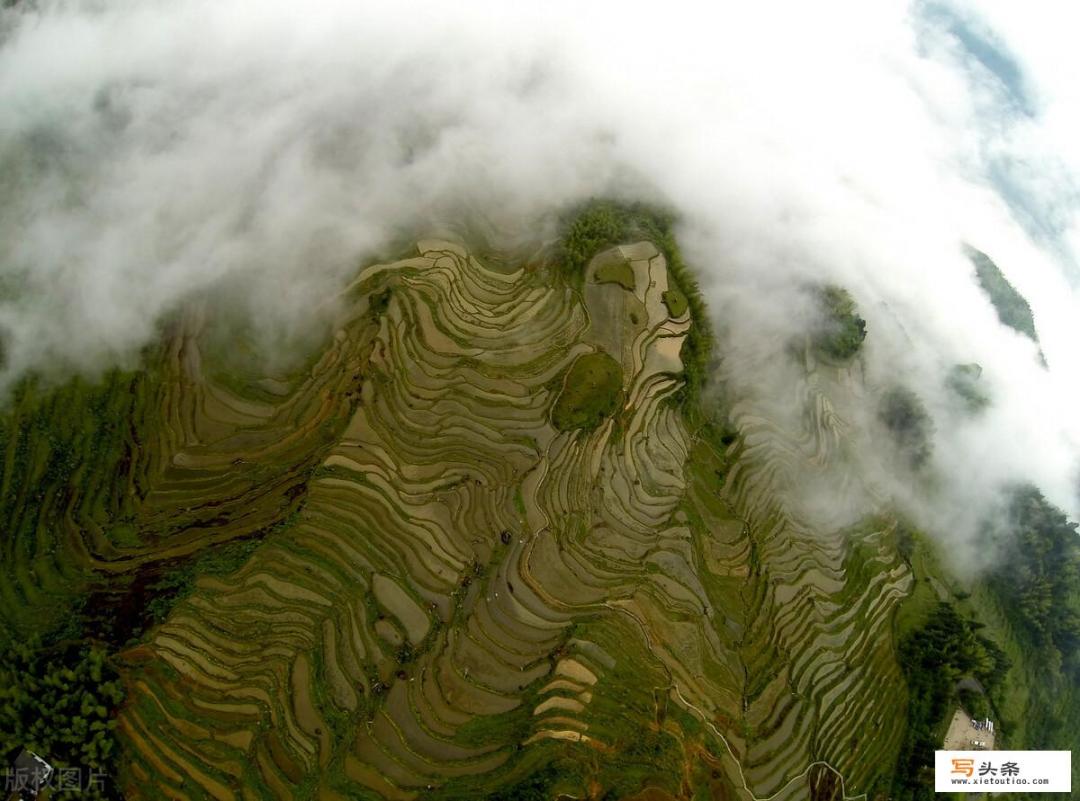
<box><xmin>10</xmin><ymin>750</ymin><xmax>54</xmax><ymax>800</ymax></box>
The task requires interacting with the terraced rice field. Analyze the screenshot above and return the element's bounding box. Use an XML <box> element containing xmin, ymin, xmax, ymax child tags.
<box><xmin>1</xmin><ymin>237</ymin><xmax>915</xmax><ymax>799</ymax></box>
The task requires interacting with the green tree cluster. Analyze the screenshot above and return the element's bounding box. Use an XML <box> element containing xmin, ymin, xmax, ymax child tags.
<box><xmin>945</xmin><ymin>363</ymin><xmax>991</xmax><ymax>414</ymax></box>
<box><xmin>965</xmin><ymin>246</ymin><xmax>1038</xmax><ymax>342</ymax></box>
<box><xmin>879</xmin><ymin>386</ymin><xmax>934</xmax><ymax>469</ymax></box>
<box><xmin>988</xmin><ymin>486</ymin><xmax>1080</xmax><ymax>669</ymax></box>
<box><xmin>811</xmin><ymin>284</ymin><xmax>867</xmax><ymax>360</ymax></box>
<box><xmin>977</xmin><ymin>486</ymin><xmax>1080</xmax><ymax>791</ymax></box>
<box><xmin>559</xmin><ymin>200</ymin><xmax>635</xmax><ymax>281</ymax></box>
<box><xmin>0</xmin><ymin>640</ymin><xmax>124</xmax><ymax>799</ymax></box>
<box><xmin>893</xmin><ymin>602</ymin><xmax>1010</xmax><ymax>800</ymax></box>
<box><xmin>556</xmin><ymin>199</ymin><xmax>713</xmax><ymax>409</ymax></box>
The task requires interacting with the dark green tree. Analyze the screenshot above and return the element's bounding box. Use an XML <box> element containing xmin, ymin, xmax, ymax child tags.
<box><xmin>879</xmin><ymin>386</ymin><xmax>934</xmax><ymax>469</ymax></box>
<box><xmin>811</xmin><ymin>285</ymin><xmax>867</xmax><ymax>360</ymax></box>
<box><xmin>0</xmin><ymin>640</ymin><xmax>125</xmax><ymax>800</ymax></box>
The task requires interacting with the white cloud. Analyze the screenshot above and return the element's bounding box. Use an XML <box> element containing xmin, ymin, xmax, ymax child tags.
<box><xmin>0</xmin><ymin>0</ymin><xmax>1077</xmax><ymax>533</ymax></box>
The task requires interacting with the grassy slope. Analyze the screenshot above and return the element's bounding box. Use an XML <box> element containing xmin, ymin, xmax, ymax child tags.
<box><xmin>550</xmin><ymin>351</ymin><xmax>624</xmax><ymax>432</ymax></box>
<box><xmin>594</xmin><ymin>258</ymin><xmax>636</xmax><ymax>291</ymax></box>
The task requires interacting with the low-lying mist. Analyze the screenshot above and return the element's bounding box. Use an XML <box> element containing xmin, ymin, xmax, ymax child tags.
<box><xmin>2</xmin><ymin>0</ymin><xmax>1078</xmax><ymax>557</ymax></box>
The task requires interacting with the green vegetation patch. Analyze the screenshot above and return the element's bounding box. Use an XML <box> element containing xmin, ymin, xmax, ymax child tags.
<box><xmin>893</xmin><ymin>526</ymin><xmax>949</xmax><ymax>641</ymax></box>
<box><xmin>569</xmin><ymin>620</ymin><xmax>690</xmax><ymax>798</ymax></box>
<box><xmin>964</xmin><ymin>485</ymin><xmax>1080</xmax><ymax>793</ymax></box>
<box><xmin>0</xmin><ymin>641</ymin><xmax>125</xmax><ymax>800</ymax></box>
<box><xmin>879</xmin><ymin>385</ymin><xmax>934</xmax><ymax>469</ymax></box>
<box><xmin>593</xmin><ymin>258</ymin><xmax>636</xmax><ymax>291</ymax></box>
<box><xmin>891</xmin><ymin>486</ymin><xmax>1080</xmax><ymax>794</ymax></box>
<box><xmin>662</xmin><ymin>283</ymin><xmax>688</xmax><ymax>317</ymax></box>
<box><xmin>551</xmin><ymin>351</ymin><xmax>624</xmax><ymax>432</ymax></box>
<box><xmin>893</xmin><ymin>602</ymin><xmax>1010</xmax><ymax>799</ymax></box>
<box><xmin>811</xmin><ymin>284</ymin><xmax>867</xmax><ymax>360</ymax></box>
<box><xmin>0</xmin><ymin>365</ymin><xmax>164</xmax><ymax>636</ymax></box>
<box><xmin>986</xmin><ymin>486</ymin><xmax>1080</xmax><ymax>676</ymax></box>
<box><xmin>138</xmin><ymin>533</ymin><xmax>269</xmax><ymax>630</ymax></box>
<box><xmin>966</xmin><ymin>246</ymin><xmax>1038</xmax><ymax>342</ymax></box>
<box><xmin>559</xmin><ymin>200</ymin><xmax>634</xmax><ymax>281</ymax></box>
<box><xmin>556</xmin><ymin>199</ymin><xmax>714</xmax><ymax>410</ymax></box>
<box><xmin>945</xmin><ymin>363</ymin><xmax>991</xmax><ymax>414</ymax></box>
